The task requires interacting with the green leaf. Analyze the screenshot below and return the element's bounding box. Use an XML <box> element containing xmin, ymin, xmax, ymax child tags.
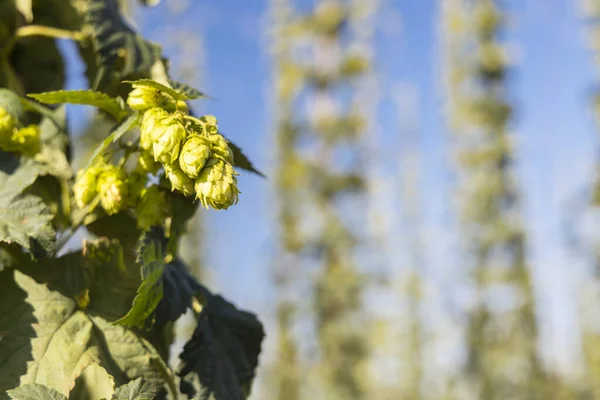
<box><xmin>226</xmin><ymin>138</ymin><xmax>265</xmax><ymax>178</ymax></box>
<box><xmin>112</xmin><ymin>378</ymin><xmax>161</xmax><ymax>400</ymax></box>
<box><xmin>123</xmin><ymin>79</ymin><xmax>190</xmax><ymax>101</ymax></box>
<box><xmin>168</xmin><ymin>80</ymin><xmax>207</xmax><ymax>100</ymax></box>
<box><xmin>177</xmin><ymin>295</ymin><xmax>265</xmax><ymax>400</ymax></box>
<box><xmin>80</xmin><ymin>0</ymin><xmax>161</xmax><ymax>82</ymax></box>
<box><xmin>7</xmin><ymin>384</ymin><xmax>67</xmax><ymax>400</ymax></box>
<box><xmin>117</xmin><ymin>229</ymin><xmax>201</xmax><ymax>329</ymax></box>
<box><xmin>69</xmin><ymin>363</ymin><xmax>115</xmax><ymax>400</ymax></box>
<box><xmin>0</xmin><ymin>270</ymin><xmax>169</xmax><ymax>398</ymax></box>
<box><xmin>82</xmin><ymin>112</ymin><xmax>139</xmax><ymax>173</ymax></box>
<box><xmin>28</xmin><ymin>90</ymin><xmax>128</xmax><ymax>121</ymax></box>
<box><xmin>0</xmin><ymin>88</ymin><xmax>25</xmax><ymax>121</ymax></box>
<box><xmin>0</xmin><ymin>194</ymin><xmax>55</xmax><ymax>256</ymax></box>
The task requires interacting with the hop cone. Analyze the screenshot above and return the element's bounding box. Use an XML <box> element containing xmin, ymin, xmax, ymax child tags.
<box><xmin>74</xmin><ymin>165</ymin><xmax>103</xmax><ymax>208</ymax></box>
<box><xmin>96</xmin><ymin>165</ymin><xmax>129</xmax><ymax>215</ymax></box>
<box><xmin>200</xmin><ymin>115</ymin><xmax>219</xmax><ymax>135</ymax></box>
<box><xmin>195</xmin><ymin>159</ymin><xmax>240</xmax><ymax>210</ymax></box>
<box><xmin>164</xmin><ymin>162</ymin><xmax>195</xmax><ymax>197</ymax></box>
<box><xmin>179</xmin><ymin>135</ymin><xmax>211</xmax><ymax>178</ymax></box>
<box><xmin>152</xmin><ymin>117</ymin><xmax>187</xmax><ymax>165</ymax></box>
<box><xmin>127</xmin><ymin>85</ymin><xmax>175</xmax><ymax>111</ymax></box>
<box><xmin>136</xmin><ymin>185</ymin><xmax>170</xmax><ymax>230</ymax></box>
<box><xmin>207</xmin><ymin>133</ymin><xmax>234</xmax><ymax>164</ymax></box>
<box><xmin>139</xmin><ymin>107</ymin><xmax>170</xmax><ymax>150</ymax></box>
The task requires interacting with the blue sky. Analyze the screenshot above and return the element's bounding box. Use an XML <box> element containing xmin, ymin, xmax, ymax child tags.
<box><xmin>59</xmin><ymin>0</ymin><xmax>600</xmax><ymax>387</ymax></box>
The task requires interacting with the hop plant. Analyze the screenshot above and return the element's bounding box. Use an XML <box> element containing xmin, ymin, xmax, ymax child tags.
<box><xmin>152</xmin><ymin>116</ymin><xmax>187</xmax><ymax>165</ymax></box>
<box><xmin>96</xmin><ymin>165</ymin><xmax>129</xmax><ymax>215</ymax></box>
<box><xmin>127</xmin><ymin>84</ymin><xmax>176</xmax><ymax>111</ymax></box>
<box><xmin>179</xmin><ymin>135</ymin><xmax>212</xmax><ymax>178</ymax></box>
<box><xmin>2</xmin><ymin>124</ymin><xmax>41</xmax><ymax>156</ymax></box>
<box><xmin>164</xmin><ymin>162</ymin><xmax>195</xmax><ymax>197</ymax></box>
<box><xmin>135</xmin><ymin>185</ymin><xmax>170</xmax><ymax>230</ymax></box>
<box><xmin>195</xmin><ymin>159</ymin><xmax>240</xmax><ymax>210</ymax></box>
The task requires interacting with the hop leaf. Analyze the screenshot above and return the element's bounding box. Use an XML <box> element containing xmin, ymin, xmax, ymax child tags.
<box><xmin>164</xmin><ymin>163</ymin><xmax>195</xmax><ymax>197</ymax></box>
<box><xmin>179</xmin><ymin>135</ymin><xmax>211</xmax><ymax>178</ymax></box>
<box><xmin>135</xmin><ymin>185</ymin><xmax>170</xmax><ymax>230</ymax></box>
<box><xmin>152</xmin><ymin>117</ymin><xmax>186</xmax><ymax>165</ymax></box>
<box><xmin>195</xmin><ymin>160</ymin><xmax>240</xmax><ymax>210</ymax></box>
<box><xmin>96</xmin><ymin>165</ymin><xmax>129</xmax><ymax>215</ymax></box>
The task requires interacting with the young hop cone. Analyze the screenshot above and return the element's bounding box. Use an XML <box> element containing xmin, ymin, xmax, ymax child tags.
<box><xmin>152</xmin><ymin>116</ymin><xmax>187</xmax><ymax>165</ymax></box>
<box><xmin>164</xmin><ymin>162</ymin><xmax>195</xmax><ymax>197</ymax></box>
<box><xmin>96</xmin><ymin>165</ymin><xmax>129</xmax><ymax>215</ymax></box>
<box><xmin>179</xmin><ymin>135</ymin><xmax>212</xmax><ymax>178</ymax></box>
<box><xmin>136</xmin><ymin>185</ymin><xmax>170</xmax><ymax>230</ymax></box>
<box><xmin>127</xmin><ymin>85</ymin><xmax>176</xmax><ymax>111</ymax></box>
<box><xmin>74</xmin><ymin>164</ymin><xmax>104</xmax><ymax>208</ymax></box>
<box><xmin>207</xmin><ymin>133</ymin><xmax>234</xmax><ymax>164</ymax></box>
<box><xmin>195</xmin><ymin>159</ymin><xmax>240</xmax><ymax>210</ymax></box>
<box><xmin>139</xmin><ymin>107</ymin><xmax>170</xmax><ymax>150</ymax></box>
<box><xmin>200</xmin><ymin>115</ymin><xmax>219</xmax><ymax>135</ymax></box>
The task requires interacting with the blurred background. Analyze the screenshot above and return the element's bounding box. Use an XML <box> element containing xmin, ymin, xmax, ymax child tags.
<box><xmin>59</xmin><ymin>0</ymin><xmax>600</xmax><ymax>398</ymax></box>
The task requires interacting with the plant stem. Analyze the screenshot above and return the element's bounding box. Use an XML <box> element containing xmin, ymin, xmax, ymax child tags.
<box><xmin>3</xmin><ymin>25</ymin><xmax>86</xmax><ymax>57</ymax></box>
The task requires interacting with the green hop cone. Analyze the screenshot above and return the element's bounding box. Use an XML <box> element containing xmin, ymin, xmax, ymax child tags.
<box><xmin>152</xmin><ymin>117</ymin><xmax>187</xmax><ymax>165</ymax></box>
<box><xmin>164</xmin><ymin>162</ymin><xmax>195</xmax><ymax>197</ymax></box>
<box><xmin>137</xmin><ymin>150</ymin><xmax>161</xmax><ymax>174</ymax></box>
<box><xmin>179</xmin><ymin>135</ymin><xmax>212</xmax><ymax>178</ymax></box>
<box><xmin>96</xmin><ymin>165</ymin><xmax>129</xmax><ymax>215</ymax></box>
<box><xmin>139</xmin><ymin>107</ymin><xmax>170</xmax><ymax>150</ymax></box>
<box><xmin>207</xmin><ymin>133</ymin><xmax>234</xmax><ymax>163</ymax></box>
<box><xmin>73</xmin><ymin>165</ymin><xmax>104</xmax><ymax>208</ymax></box>
<box><xmin>127</xmin><ymin>85</ymin><xmax>176</xmax><ymax>111</ymax></box>
<box><xmin>194</xmin><ymin>159</ymin><xmax>240</xmax><ymax>210</ymax></box>
<box><xmin>136</xmin><ymin>185</ymin><xmax>171</xmax><ymax>230</ymax></box>
<box><xmin>200</xmin><ymin>115</ymin><xmax>219</xmax><ymax>135</ymax></box>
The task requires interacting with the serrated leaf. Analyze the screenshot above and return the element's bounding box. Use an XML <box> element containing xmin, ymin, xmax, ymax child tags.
<box><xmin>123</xmin><ymin>79</ymin><xmax>188</xmax><ymax>101</ymax></box>
<box><xmin>80</xmin><ymin>0</ymin><xmax>161</xmax><ymax>82</ymax></box>
<box><xmin>0</xmin><ymin>194</ymin><xmax>55</xmax><ymax>256</ymax></box>
<box><xmin>28</xmin><ymin>90</ymin><xmax>128</xmax><ymax>121</ymax></box>
<box><xmin>112</xmin><ymin>378</ymin><xmax>161</xmax><ymax>400</ymax></box>
<box><xmin>0</xmin><ymin>270</ymin><xmax>168</xmax><ymax>398</ymax></box>
<box><xmin>7</xmin><ymin>384</ymin><xmax>67</xmax><ymax>400</ymax></box>
<box><xmin>117</xmin><ymin>228</ymin><xmax>201</xmax><ymax>329</ymax></box>
<box><xmin>226</xmin><ymin>138</ymin><xmax>265</xmax><ymax>178</ymax></box>
<box><xmin>82</xmin><ymin>112</ymin><xmax>138</xmax><ymax>173</ymax></box>
<box><xmin>177</xmin><ymin>295</ymin><xmax>265</xmax><ymax>400</ymax></box>
<box><xmin>168</xmin><ymin>80</ymin><xmax>207</xmax><ymax>100</ymax></box>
